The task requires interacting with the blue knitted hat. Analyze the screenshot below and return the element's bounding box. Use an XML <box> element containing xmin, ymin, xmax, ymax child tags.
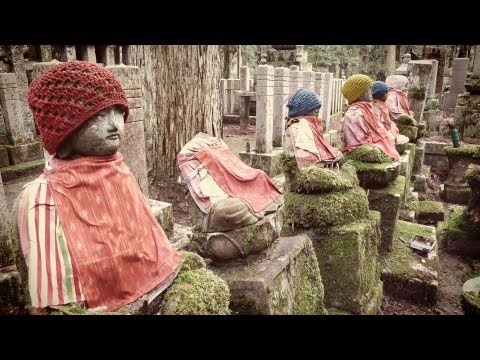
<box><xmin>371</xmin><ymin>81</ymin><xmax>389</xmax><ymax>99</ymax></box>
<box><xmin>287</xmin><ymin>88</ymin><xmax>322</xmax><ymax>117</ymax></box>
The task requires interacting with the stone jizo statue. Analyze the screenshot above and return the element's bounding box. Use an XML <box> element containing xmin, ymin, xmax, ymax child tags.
<box><xmin>11</xmin><ymin>61</ymin><xmax>229</xmax><ymax>314</ymax></box>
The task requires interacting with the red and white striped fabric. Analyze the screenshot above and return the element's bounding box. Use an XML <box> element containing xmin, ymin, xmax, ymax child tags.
<box><xmin>18</xmin><ymin>176</ymin><xmax>85</xmax><ymax>308</ymax></box>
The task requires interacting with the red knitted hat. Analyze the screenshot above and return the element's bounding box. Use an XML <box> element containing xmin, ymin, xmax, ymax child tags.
<box><xmin>28</xmin><ymin>61</ymin><xmax>129</xmax><ymax>154</ymax></box>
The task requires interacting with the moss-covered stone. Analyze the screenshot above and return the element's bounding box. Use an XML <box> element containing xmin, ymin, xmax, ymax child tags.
<box><xmin>417</xmin><ymin>121</ymin><xmax>427</xmax><ymax>140</ymax></box>
<box><xmin>0</xmin><ymin>159</ymin><xmax>45</xmax><ymax>181</ymax></box>
<box><xmin>212</xmin><ymin>235</ymin><xmax>326</xmax><ymax>314</ymax></box>
<box><xmin>284</xmin><ymin>187</ymin><xmax>369</xmax><ymax>229</ymax></box>
<box><xmin>179</xmin><ymin>251</ymin><xmax>206</xmax><ymax>272</ymax></box>
<box><xmin>291</xmin><ymin>165</ymin><xmax>353</xmax><ymax>194</ymax></box>
<box><xmin>417</xmin><ymin>201</ymin><xmax>445</xmax><ymax>225</ymax></box>
<box><xmin>443</xmin><ymin>145</ymin><xmax>478</xmax><ymax>156</ymax></box>
<box><xmin>381</xmin><ymin>220</ymin><xmax>439</xmax><ymax>305</ymax></box>
<box><xmin>406</xmin><ymin>199</ymin><xmax>419</xmax><ymax>212</ymax></box>
<box><xmin>466</xmin><ymin>168</ymin><xmax>480</xmax><ymax>189</ymax></box>
<box><xmin>438</xmin><ymin>205</ymin><xmax>480</xmax><ymax>257</ymax></box>
<box><xmin>346</xmin><ymin>159</ymin><xmax>399</xmax><ymax>188</ymax></box>
<box><xmin>461</xmin><ymin>292</ymin><xmax>480</xmax><ymax>315</ymax></box>
<box><xmin>343</xmin><ymin>144</ymin><xmax>393</xmax><ymax>163</ymax></box>
<box><xmin>313</xmin><ymin>211</ymin><xmax>382</xmax><ymax>314</ymax></box>
<box><xmin>0</xmin><ymin>266</ymin><xmax>27</xmax><ymax>315</ymax></box>
<box><xmin>397</xmin><ymin>124</ymin><xmax>418</xmax><ymax>143</ymax></box>
<box><xmin>160</xmin><ymin>268</ymin><xmax>230</xmax><ymax>315</ymax></box>
<box><xmin>408</xmin><ymin>86</ymin><xmax>426</xmax><ymax>101</ymax></box>
<box><xmin>397</xmin><ymin>115</ymin><xmax>418</xmax><ymax>126</ymax></box>
<box><xmin>368</xmin><ymin>176</ymin><xmax>405</xmax><ymax>254</ymax></box>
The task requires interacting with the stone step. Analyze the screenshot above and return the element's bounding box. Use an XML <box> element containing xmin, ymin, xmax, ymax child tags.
<box><xmin>381</xmin><ymin>220</ymin><xmax>439</xmax><ymax>305</ymax></box>
<box><xmin>148</xmin><ymin>199</ymin><xmax>173</xmax><ymax>237</ymax></box>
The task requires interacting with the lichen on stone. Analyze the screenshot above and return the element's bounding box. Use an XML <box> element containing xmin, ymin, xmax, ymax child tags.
<box><xmin>343</xmin><ymin>144</ymin><xmax>393</xmax><ymax>163</ymax></box>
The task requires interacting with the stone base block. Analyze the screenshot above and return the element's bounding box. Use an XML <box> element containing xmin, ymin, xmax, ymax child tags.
<box><xmin>149</xmin><ymin>199</ymin><xmax>173</xmax><ymax>237</ymax></box>
<box><xmin>368</xmin><ymin>176</ymin><xmax>406</xmax><ymax>254</ymax></box>
<box><xmin>442</xmin><ymin>184</ymin><xmax>471</xmax><ymax>205</ymax></box>
<box><xmin>239</xmin><ymin>148</ymin><xmax>284</xmax><ymax>177</ymax></box>
<box><xmin>381</xmin><ymin>220</ymin><xmax>439</xmax><ymax>305</ymax></box>
<box><xmin>417</xmin><ymin>201</ymin><xmax>444</xmax><ymax>225</ymax></box>
<box><xmin>169</xmin><ymin>223</ymin><xmax>192</xmax><ymax>251</ymax></box>
<box><xmin>212</xmin><ymin>235</ymin><xmax>326</xmax><ymax>314</ymax></box>
<box><xmin>313</xmin><ymin>211</ymin><xmax>383</xmax><ymax>314</ymax></box>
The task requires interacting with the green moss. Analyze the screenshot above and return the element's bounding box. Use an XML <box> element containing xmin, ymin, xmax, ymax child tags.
<box><xmin>0</xmin><ymin>159</ymin><xmax>45</xmax><ymax>174</ymax></box>
<box><xmin>461</xmin><ymin>292</ymin><xmax>480</xmax><ymax>315</ymax></box>
<box><xmin>179</xmin><ymin>251</ymin><xmax>206</xmax><ymax>272</ymax></box>
<box><xmin>443</xmin><ymin>145</ymin><xmax>478</xmax><ymax>156</ymax></box>
<box><xmin>341</xmin><ymin>163</ymin><xmax>359</xmax><ymax>186</ymax></box>
<box><xmin>385</xmin><ymin>220</ymin><xmax>440</xmax><ymax>283</ymax></box>
<box><xmin>285</xmin><ymin>187</ymin><xmax>369</xmax><ymax>230</ymax></box>
<box><xmin>161</xmin><ymin>268</ymin><xmax>230</xmax><ymax>315</ymax></box>
<box><xmin>292</xmin><ymin>240</ymin><xmax>326</xmax><ymax>314</ymax></box>
<box><xmin>408</xmin><ymin>86</ymin><xmax>426</xmax><ymax>101</ymax></box>
<box><xmin>315</xmin><ymin>211</ymin><xmax>381</xmax><ymax>314</ymax></box>
<box><xmin>446</xmin><ymin>205</ymin><xmax>480</xmax><ymax>235</ymax></box>
<box><xmin>292</xmin><ymin>165</ymin><xmax>353</xmax><ymax>194</ymax></box>
<box><xmin>417</xmin><ymin>201</ymin><xmax>443</xmax><ymax>215</ymax></box>
<box><xmin>397</xmin><ymin>115</ymin><xmax>418</xmax><ymax>126</ymax></box>
<box><xmin>466</xmin><ymin>168</ymin><xmax>480</xmax><ymax>189</ymax></box>
<box><xmin>280</xmin><ymin>153</ymin><xmax>298</xmax><ymax>174</ymax></box>
<box><xmin>27</xmin><ymin>142</ymin><xmax>42</xmax><ymax>157</ymax></box>
<box><xmin>346</xmin><ymin>160</ymin><xmax>399</xmax><ymax>188</ymax></box>
<box><xmin>406</xmin><ymin>199</ymin><xmax>419</xmax><ymax>212</ymax></box>
<box><xmin>343</xmin><ymin>144</ymin><xmax>393</xmax><ymax>163</ymax></box>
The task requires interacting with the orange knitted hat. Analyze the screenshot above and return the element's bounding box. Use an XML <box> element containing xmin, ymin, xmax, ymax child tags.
<box><xmin>28</xmin><ymin>61</ymin><xmax>129</xmax><ymax>154</ymax></box>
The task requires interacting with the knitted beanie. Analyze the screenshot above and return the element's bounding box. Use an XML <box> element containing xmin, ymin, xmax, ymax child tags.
<box><xmin>341</xmin><ymin>74</ymin><xmax>373</xmax><ymax>103</ymax></box>
<box><xmin>28</xmin><ymin>61</ymin><xmax>129</xmax><ymax>154</ymax></box>
<box><xmin>287</xmin><ymin>88</ymin><xmax>322</xmax><ymax>117</ymax></box>
<box><xmin>385</xmin><ymin>75</ymin><xmax>409</xmax><ymax>90</ymax></box>
<box><xmin>371</xmin><ymin>81</ymin><xmax>389</xmax><ymax>99</ymax></box>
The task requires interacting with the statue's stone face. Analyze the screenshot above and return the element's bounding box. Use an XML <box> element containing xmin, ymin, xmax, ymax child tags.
<box><xmin>58</xmin><ymin>106</ymin><xmax>125</xmax><ymax>158</ymax></box>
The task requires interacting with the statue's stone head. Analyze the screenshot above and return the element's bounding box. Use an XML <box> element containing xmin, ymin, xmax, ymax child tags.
<box><xmin>341</xmin><ymin>74</ymin><xmax>373</xmax><ymax>104</ymax></box>
<box><xmin>287</xmin><ymin>88</ymin><xmax>322</xmax><ymax>117</ymax></box>
<box><xmin>371</xmin><ymin>81</ymin><xmax>389</xmax><ymax>102</ymax></box>
<box><xmin>386</xmin><ymin>75</ymin><xmax>409</xmax><ymax>92</ymax></box>
<box><xmin>28</xmin><ymin>61</ymin><xmax>129</xmax><ymax>159</ymax></box>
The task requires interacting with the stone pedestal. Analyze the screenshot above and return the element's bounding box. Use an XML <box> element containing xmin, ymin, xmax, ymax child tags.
<box><xmin>313</xmin><ymin>211</ymin><xmax>383</xmax><ymax>314</ymax></box>
<box><xmin>368</xmin><ymin>176</ymin><xmax>405</xmax><ymax>255</ymax></box>
<box><xmin>212</xmin><ymin>235</ymin><xmax>326</xmax><ymax>315</ymax></box>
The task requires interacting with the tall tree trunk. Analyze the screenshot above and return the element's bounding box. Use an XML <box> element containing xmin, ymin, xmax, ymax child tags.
<box><xmin>385</xmin><ymin>45</ymin><xmax>397</xmax><ymax>76</ymax></box>
<box><xmin>458</xmin><ymin>45</ymin><xmax>468</xmax><ymax>58</ymax></box>
<box><xmin>128</xmin><ymin>45</ymin><xmax>222</xmax><ymax>197</ymax></box>
<box><xmin>223</xmin><ymin>45</ymin><xmax>231</xmax><ymax>79</ymax></box>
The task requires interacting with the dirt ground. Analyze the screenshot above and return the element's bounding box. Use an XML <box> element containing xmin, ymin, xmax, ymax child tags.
<box><xmin>1</xmin><ymin>124</ymin><xmax>474</xmax><ymax>315</ymax></box>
